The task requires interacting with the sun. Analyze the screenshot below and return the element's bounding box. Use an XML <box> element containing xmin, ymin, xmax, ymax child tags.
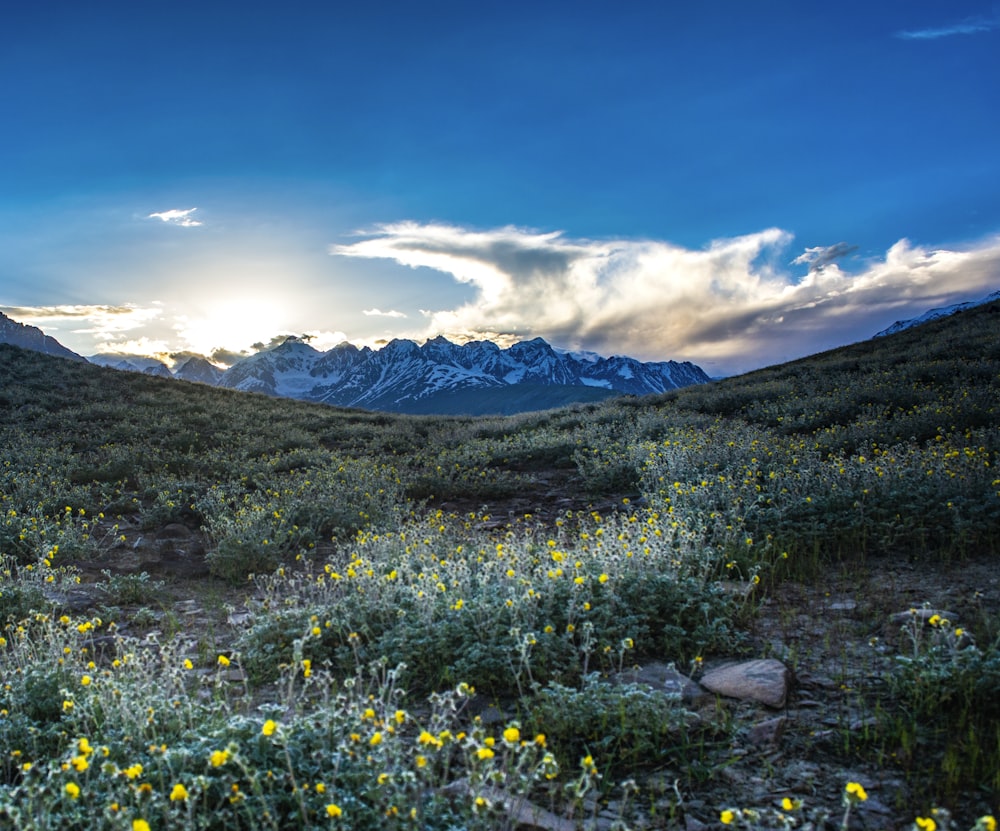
<box><xmin>176</xmin><ymin>297</ymin><xmax>290</xmax><ymax>360</ymax></box>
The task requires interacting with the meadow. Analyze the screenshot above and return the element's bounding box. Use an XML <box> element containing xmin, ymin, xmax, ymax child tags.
<box><xmin>0</xmin><ymin>300</ymin><xmax>998</xmax><ymax>830</ymax></box>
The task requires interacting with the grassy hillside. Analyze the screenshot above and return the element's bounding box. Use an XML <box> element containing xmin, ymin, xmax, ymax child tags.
<box><xmin>0</xmin><ymin>303</ymin><xmax>998</xmax><ymax>829</ymax></box>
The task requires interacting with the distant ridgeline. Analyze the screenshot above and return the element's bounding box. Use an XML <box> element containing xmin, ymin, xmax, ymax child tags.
<box><xmin>0</xmin><ymin>309</ymin><xmax>709</xmax><ymax>415</ymax></box>
<box><xmin>88</xmin><ymin>336</ymin><xmax>711</xmax><ymax>415</ymax></box>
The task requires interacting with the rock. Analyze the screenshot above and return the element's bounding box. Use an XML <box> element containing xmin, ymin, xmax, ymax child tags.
<box><xmin>747</xmin><ymin>716</ymin><xmax>787</xmax><ymax>746</ymax></box>
<box><xmin>440</xmin><ymin>779</ymin><xmax>576</xmax><ymax>831</ymax></box>
<box><xmin>700</xmin><ymin>659</ymin><xmax>791</xmax><ymax>709</ymax></box>
<box><xmin>890</xmin><ymin>608</ymin><xmax>959</xmax><ymax>625</ymax></box>
<box><xmin>156</xmin><ymin>523</ymin><xmax>194</xmax><ymax>540</ymax></box>
<box><xmin>615</xmin><ymin>662</ymin><xmax>707</xmax><ymax>704</ymax></box>
<box><xmin>42</xmin><ymin>586</ymin><xmax>102</xmax><ymax>612</ymax></box>
<box><xmin>828</xmin><ymin>600</ymin><xmax>857</xmax><ymax>612</ymax></box>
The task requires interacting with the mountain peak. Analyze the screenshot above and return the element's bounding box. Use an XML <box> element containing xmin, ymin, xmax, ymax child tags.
<box><xmin>0</xmin><ymin>312</ymin><xmax>86</xmax><ymax>362</ymax></box>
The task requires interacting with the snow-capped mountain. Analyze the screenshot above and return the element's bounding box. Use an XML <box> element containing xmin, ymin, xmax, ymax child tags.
<box><xmin>0</xmin><ymin>312</ymin><xmax>86</xmax><ymax>362</ymax></box>
<box><xmin>174</xmin><ymin>356</ymin><xmax>225</xmax><ymax>385</ymax></box>
<box><xmin>875</xmin><ymin>289</ymin><xmax>1000</xmax><ymax>337</ymax></box>
<box><xmin>214</xmin><ymin>335</ymin><xmax>710</xmax><ymax>414</ymax></box>
<box><xmin>89</xmin><ymin>353</ymin><xmax>173</xmax><ymax>377</ymax></box>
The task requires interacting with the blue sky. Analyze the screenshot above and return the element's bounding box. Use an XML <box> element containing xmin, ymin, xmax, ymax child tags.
<box><xmin>1</xmin><ymin>1</ymin><xmax>999</xmax><ymax>375</ymax></box>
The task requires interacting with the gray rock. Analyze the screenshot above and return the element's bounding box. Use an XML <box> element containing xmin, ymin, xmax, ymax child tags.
<box><xmin>747</xmin><ymin>715</ymin><xmax>787</xmax><ymax>746</ymax></box>
<box><xmin>890</xmin><ymin>608</ymin><xmax>959</xmax><ymax>625</ymax></box>
<box><xmin>700</xmin><ymin>659</ymin><xmax>791</xmax><ymax>709</ymax></box>
<box><xmin>615</xmin><ymin>662</ymin><xmax>707</xmax><ymax>704</ymax></box>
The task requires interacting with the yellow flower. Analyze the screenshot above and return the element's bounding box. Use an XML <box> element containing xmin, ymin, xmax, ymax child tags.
<box><xmin>65</xmin><ymin>781</ymin><xmax>81</xmax><ymax>799</ymax></box>
<box><xmin>123</xmin><ymin>763</ymin><xmax>143</xmax><ymax>779</ymax></box>
<box><xmin>503</xmin><ymin>726</ymin><xmax>520</xmax><ymax>744</ymax></box>
<box><xmin>262</xmin><ymin>719</ymin><xmax>277</xmax><ymax>736</ymax></box>
<box><xmin>976</xmin><ymin>817</ymin><xmax>997</xmax><ymax>831</ymax></box>
<box><xmin>183</xmin><ymin>659</ymin><xmax>194</xmax><ymax>670</ymax></box>
<box><xmin>415</xmin><ymin>755</ymin><xmax>428</xmax><ymax>768</ymax></box>
<box><xmin>81</xmin><ymin>675</ymin><xmax>92</xmax><ymax>686</ymax></box>
<box><xmin>302</xmin><ymin>659</ymin><xmax>312</xmax><ymax>678</ymax></box>
<box><xmin>170</xmin><ymin>783</ymin><xmax>189</xmax><ymax>801</ymax></box>
<box><xmin>781</xmin><ymin>797</ymin><xmax>797</xmax><ymax>811</ymax></box>
<box><xmin>326</xmin><ymin>803</ymin><xmax>343</xmax><ymax>818</ymax></box>
<box><xmin>369</xmin><ymin>731</ymin><xmax>383</xmax><ymax>746</ymax></box>
<box><xmin>844</xmin><ymin>781</ymin><xmax>868</xmax><ymax>802</ymax></box>
<box><xmin>315</xmin><ymin>782</ymin><xmax>326</xmax><ymax>794</ymax></box>
<box><xmin>78</xmin><ymin>738</ymin><xmax>94</xmax><ymax>756</ymax></box>
<box><xmin>70</xmin><ymin>755</ymin><xmax>89</xmax><ymax>772</ymax></box>
<box><xmin>133</xmin><ymin>821</ymin><xmax>151</xmax><ymax>831</ymax></box>
<box><xmin>209</xmin><ymin>748</ymin><xmax>231</xmax><ymax>767</ymax></box>
<box><xmin>217</xmin><ymin>654</ymin><xmax>230</xmax><ymax>667</ymax></box>
<box><xmin>534</xmin><ymin>733</ymin><xmax>546</xmax><ymax>747</ymax></box>
<box><xmin>915</xmin><ymin>818</ymin><xmax>937</xmax><ymax>831</ymax></box>
<box><xmin>476</xmin><ymin>747</ymin><xmax>494</xmax><ymax>760</ymax></box>
<box><xmin>720</xmin><ymin>809</ymin><xmax>735</xmax><ymax>824</ymax></box>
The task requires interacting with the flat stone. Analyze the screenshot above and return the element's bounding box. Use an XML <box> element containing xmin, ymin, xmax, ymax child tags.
<box><xmin>890</xmin><ymin>608</ymin><xmax>959</xmax><ymax>625</ymax></box>
<box><xmin>700</xmin><ymin>659</ymin><xmax>791</xmax><ymax>709</ymax></box>
<box><xmin>615</xmin><ymin>662</ymin><xmax>707</xmax><ymax>704</ymax></box>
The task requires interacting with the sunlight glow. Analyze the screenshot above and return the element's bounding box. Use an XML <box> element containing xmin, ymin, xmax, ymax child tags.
<box><xmin>175</xmin><ymin>297</ymin><xmax>290</xmax><ymax>357</ymax></box>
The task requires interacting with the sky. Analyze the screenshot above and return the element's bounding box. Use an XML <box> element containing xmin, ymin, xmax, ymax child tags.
<box><xmin>1</xmin><ymin>0</ymin><xmax>999</xmax><ymax>376</ymax></box>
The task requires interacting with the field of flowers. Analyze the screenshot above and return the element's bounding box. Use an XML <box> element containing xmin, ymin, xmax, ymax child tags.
<box><xmin>0</xmin><ymin>300</ymin><xmax>998</xmax><ymax>829</ymax></box>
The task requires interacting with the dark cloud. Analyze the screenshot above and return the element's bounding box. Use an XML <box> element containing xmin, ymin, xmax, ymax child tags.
<box><xmin>792</xmin><ymin>242</ymin><xmax>858</xmax><ymax>273</ymax></box>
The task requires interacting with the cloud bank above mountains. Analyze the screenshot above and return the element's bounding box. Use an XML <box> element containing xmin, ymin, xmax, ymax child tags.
<box><xmin>5</xmin><ymin>223</ymin><xmax>999</xmax><ymax>378</ymax></box>
<box><xmin>334</xmin><ymin>223</ymin><xmax>1000</xmax><ymax>375</ymax></box>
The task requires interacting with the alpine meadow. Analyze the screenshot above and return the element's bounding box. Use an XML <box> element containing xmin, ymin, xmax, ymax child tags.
<box><xmin>1</xmin><ymin>300</ymin><xmax>998</xmax><ymax>831</ymax></box>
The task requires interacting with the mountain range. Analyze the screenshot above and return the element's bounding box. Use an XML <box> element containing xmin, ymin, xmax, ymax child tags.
<box><xmin>4</xmin><ymin>286</ymin><xmax>996</xmax><ymax>415</ymax></box>
<box><xmin>92</xmin><ymin>335</ymin><xmax>711</xmax><ymax>415</ymax></box>
<box><xmin>0</xmin><ymin>312</ymin><xmax>710</xmax><ymax>414</ymax></box>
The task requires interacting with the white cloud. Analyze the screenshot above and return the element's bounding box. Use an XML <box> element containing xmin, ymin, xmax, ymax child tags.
<box><xmin>334</xmin><ymin>223</ymin><xmax>1000</xmax><ymax>375</ymax></box>
<box><xmin>896</xmin><ymin>13</ymin><xmax>1000</xmax><ymax>39</ymax></box>
<box><xmin>362</xmin><ymin>307</ymin><xmax>408</xmax><ymax>318</ymax></box>
<box><xmin>147</xmin><ymin>208</ymin><xmax>203</xmax><ymax>227</ymax></box>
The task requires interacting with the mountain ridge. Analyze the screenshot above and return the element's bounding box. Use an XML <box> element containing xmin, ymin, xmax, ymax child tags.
<box><xmin>217</xmin><ymin>335</ymin><xmax>710</xmax><ymax>414</ymax></box>
<box><xmin>874</xmin><ymin>288</ymin><xmax>1000</xmax><ymax>337</ymax></box>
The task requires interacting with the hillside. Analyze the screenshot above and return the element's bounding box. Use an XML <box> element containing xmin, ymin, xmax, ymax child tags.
<box><xmin>0</xmin><ymin>302</ymin><xmax>998</xmax><ymax>830</ymax></box>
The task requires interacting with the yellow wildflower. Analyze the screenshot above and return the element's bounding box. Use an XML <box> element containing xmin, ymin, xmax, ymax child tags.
<box><xmin>65</xmin><ymin>781</ymin><xmax>81</xmax><ymax>799</ymax></box>
<box><xmin>720</xmin><ymin>809</ymin><xmax>735</xmax><ymax>824</ymax></box>
<box><xmin>844</xmin><ymin>781</ymin><xmax>867</xmax><ymax>802</ymax></box>
<box><xmin>326</xmin><ymin>803</ymin><xmax>343</xmax><ymax>818</ymax></box>
<box><xmin>209</xmin><ymin>748</ymin><xmax>231</xmax><ymax>767</ymax></box>
<box><xmin>915</xmin><ymin>818</ymin><xmax>937</xmax><ymax>831</ymax></box>
<box><xmin>170</xmin><ymin>783</ymin><xmax>189</xmax><ymax>801</ymax></box>
<box><xmin>262</xmin><ymin>719</ymin><xmax>277</xmax><ymax>736</ymax></box>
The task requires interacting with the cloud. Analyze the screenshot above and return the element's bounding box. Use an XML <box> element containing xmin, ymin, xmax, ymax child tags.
<box><xmin>333</xmin><ymin>222</ymin><xmax>1000</xmax><ymax>375</ymax></box>
<box><xmin>1</xmin><ymin>304</ymin><xmax>162</xmax><ymax>339</ymax></box>
<box><xmin>896</xmin><ymin>12</ymin><xmax>1000</xmax><ymax>39</ymax></box>
<box><xmin>147</xmin><ymin>208</ymin><xmax>203</xmax><ymax>227</ymax></box>
<box><xmin>792</xmin><ymin>242</ymin><xmax>858</xmax><ymax>273</ymax></box>
<box><xmin>363</xmin><ymin>307</ymin><xmax>408</xmax><ymax>318</ymax></box>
